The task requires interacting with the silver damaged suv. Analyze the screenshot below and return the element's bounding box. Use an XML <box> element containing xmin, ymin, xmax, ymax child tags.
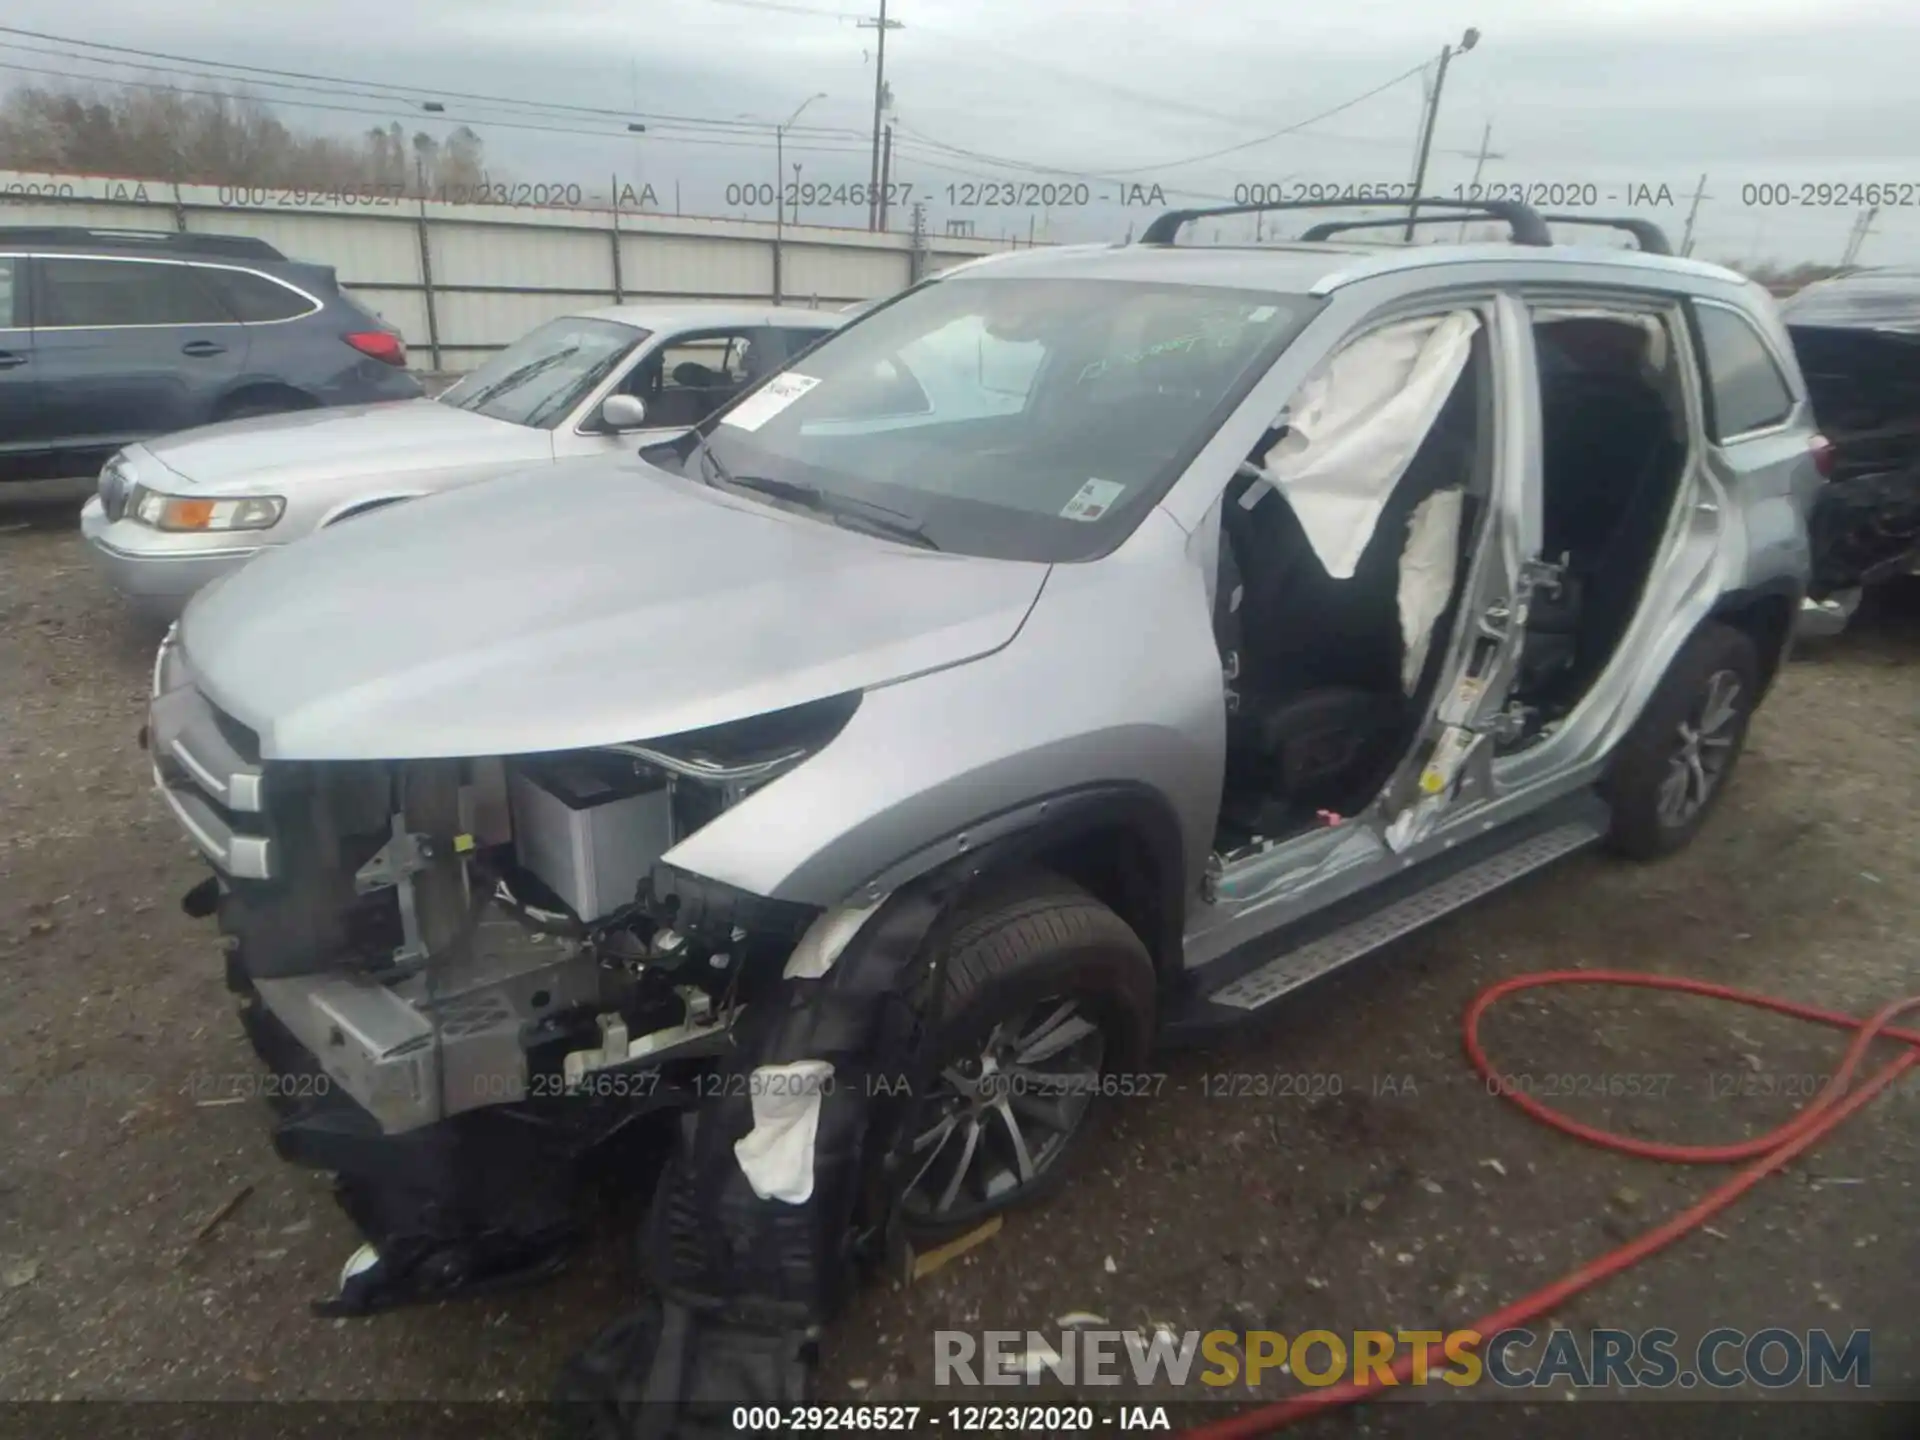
<box><xmin>146</xmin><ymin>201</ymin><xmax>1822</xmax><ymax>1388</ymax></box>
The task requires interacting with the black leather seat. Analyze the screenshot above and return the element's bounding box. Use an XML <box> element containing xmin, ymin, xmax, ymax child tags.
<box><xmin>1215</xmin><ymin>379</ymin><xmax>1478</xmax><ymax>826</ymax></box>
<box><xmin>1522</xmin><ymin>360</ymin><xmax>1683</xmax><ymax>699</ymax></box>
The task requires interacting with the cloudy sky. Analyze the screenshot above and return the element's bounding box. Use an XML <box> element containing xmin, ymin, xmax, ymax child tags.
<box><xmin>4</xmin><ymin>0</ymin><xmax>1918</xmax><ymax>264</ymax></box>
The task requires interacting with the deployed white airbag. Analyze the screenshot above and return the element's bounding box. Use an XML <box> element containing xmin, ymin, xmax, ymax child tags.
<box><xmin>732</xmin><ymin>1060</ymin><xmax>836</xmax><ymax>1203</ymax></box>
<box><xmin>1398</xmin><ymin>487</ymin><xmax>1464</xmax><ymax>693</ymax></box>
<box><xmin>1256</xmin><ymin>310</ymin><xmax>1480</xmax><ymax>579</ymax></box>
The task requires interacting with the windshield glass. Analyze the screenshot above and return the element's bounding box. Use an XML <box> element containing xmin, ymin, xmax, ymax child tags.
<box><xmin>680</xmin><ymin>277</ymin><xmax>1319</xmax><ymax>561</ymax></box>
<box><xmin>439</xmin><ymin>315</ymin><xmax>650</xmax><ymax>428</ymax></box>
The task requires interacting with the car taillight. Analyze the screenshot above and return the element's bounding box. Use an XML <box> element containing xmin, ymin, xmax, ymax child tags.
<box><xmin>345</xmin><ymin>330</ymin><xmax>407</xmax><ymax>367</ymax></box>
<box><xmin>1809</xmin><ymin>433</ymin><xmax>1836</xmax><ymax>479</ymax></box>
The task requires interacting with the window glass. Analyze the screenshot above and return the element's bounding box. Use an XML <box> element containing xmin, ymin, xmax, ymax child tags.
<box><xmin>674</xmin><ymin>276</ymin><xmax>1320</xmax><ymax>562</ymax></box>
<box><xmin>437</xmin><ymin>315</ymin><xmax>649</xmax><ymax>429</ymax></box>
<box><xmin>780</xmin><ymin>326</ymin><xmax>838</xmax><ymax>365</ymax></box>
<box><xmin>36</xmin><ymin>258</ymin><xmax>233</xmax><ymax>327</ymax></box>
<box><xmin>196</xmin><ymin>266</ymin><xmax>314</xmax><ymax>323</ymax></box>
<box><xmin>0</xmin><ymin>259</ymin><xmax>16</xmax><ymax>328</ymax></box>
<box><xmin>659</xmin><ymin>335</ymin><xmax>751</xmax><ymax>388</ymax></box>
<box><xmin>627</xmin><ymin>331</ymin><xmax>762</xmax><ymax>426</ymax></box>
<box><xmin>1694</xmin><ymin>304</ymin><xmax>1795</xmax><ymax>438</ymax></box>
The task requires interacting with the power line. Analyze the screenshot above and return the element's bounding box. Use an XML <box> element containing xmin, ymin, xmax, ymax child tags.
<box><xmin>0</xmin><ymin>25</ymin><xmax>1425</xmax><ymax>214</ymax></box>
<box><xmin>0</xmin><ymin>46</ymin><xmax>1210</xmax><ymax>205</ymax></box>
<box><xmin>892</xmin><ymin>58</ymin><xmax>1430</xmax><ymax>181</ymax></box>
<box><xmin>0</xmin><ymin>23</ymin><xmax>858</xmax><ymax>140</ymax></box>
<box><xmin>683</xmin><ymin>0</ymin><xmax>1488</xmax><ymax>166</ymax></box>
<box><xmin>0</xmin><ymin>55</ymin><xmax>889</xmax><ymax>156</ymax></box>
<box><xmin>700</xmin><ymin>0</ymin><xmax>862</xmax><ymax>17</ymax></box>
<box><xmin>0</xmin><ymin>45</ymin><xmax>1197</xmax><ymax>196</ymax></box>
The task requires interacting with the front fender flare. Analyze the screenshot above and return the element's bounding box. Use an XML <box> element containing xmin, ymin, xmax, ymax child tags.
<box><xmin>842</xmin><ymin>782</ymin><xmax>1188</xmax><ymax>974</ymax></box>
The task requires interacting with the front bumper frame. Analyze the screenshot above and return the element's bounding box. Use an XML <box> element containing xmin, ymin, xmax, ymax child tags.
<box><xmin>81</xmin><ymin>494</ymin><xmax>262</xmax><ymax>620</ymax></box>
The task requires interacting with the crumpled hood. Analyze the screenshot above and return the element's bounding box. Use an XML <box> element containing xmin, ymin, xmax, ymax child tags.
<box><xmin>142</xmin><ymin>399</ymin><xmax>547</xmax><ymax>493</ymax></box>
<box><xmin>180</xmin><ymin>456</ymin><xmax>1050</xmax><ymax>760</ymax></box>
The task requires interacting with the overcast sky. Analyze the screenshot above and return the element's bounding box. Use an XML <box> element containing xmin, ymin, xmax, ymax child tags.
<box><xmin>4</xmin><ymin>0</ymin><xmax>1918</xmax><ymax>263</ymax></box>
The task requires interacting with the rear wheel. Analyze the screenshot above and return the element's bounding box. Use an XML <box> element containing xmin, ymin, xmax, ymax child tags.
<box><xmin>218</xmin><ymin>391</ymin><xmax>313</xmax><ymax>423</ymax></box>
<box><xmin>1604</xmin><ymin>622</ymin><xmax>1759</xmax><ymax>860</ymax></box>
<box><xmin>899</xmin><ymin>873</ymin><xmax>1155</xmax><ymax>1241</ymax></box>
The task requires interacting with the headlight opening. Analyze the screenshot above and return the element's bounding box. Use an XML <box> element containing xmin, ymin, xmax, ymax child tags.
<box><xmin>131</xmin><ymin>486</ymin><xmax>286</xmax><ymax>533</ymax></box>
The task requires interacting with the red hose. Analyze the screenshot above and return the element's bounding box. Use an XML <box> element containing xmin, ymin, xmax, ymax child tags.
<box><xmin>1180</xmin><ymin>971</ymin><xmax>1920</xmax><ymax>1437</ymax></box>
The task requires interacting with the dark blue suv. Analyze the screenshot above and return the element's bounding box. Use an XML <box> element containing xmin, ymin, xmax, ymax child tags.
<box><xmin>0</xmin><ymin>226</ymin><xmax>422</xmax><ymax>481</ymax></box>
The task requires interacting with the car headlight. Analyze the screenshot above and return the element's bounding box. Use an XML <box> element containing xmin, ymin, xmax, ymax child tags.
<box><xmin>129</xmin><ymin>485</ymin><xmax>286</xmax><ymax>533</ymax></box>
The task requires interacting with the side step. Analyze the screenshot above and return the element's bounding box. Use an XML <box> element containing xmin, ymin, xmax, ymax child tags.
<box><xmin>1163</xmin><ymin>802</ymin><xmax>1606</xmax><ymax>1041</ymax></box>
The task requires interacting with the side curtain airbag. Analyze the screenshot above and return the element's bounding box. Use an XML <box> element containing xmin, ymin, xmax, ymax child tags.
<box><xmin>1259</xmin><ymin>310</ymin><xmax>1480</xmax><ymax>580</ymax></box>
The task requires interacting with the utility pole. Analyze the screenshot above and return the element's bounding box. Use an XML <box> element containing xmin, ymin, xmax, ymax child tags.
<box><xmin>860</xmin><ymin>0</ymin><xmax>903</xmax><ymax>230</ymax></box>
<box><xmin>771</xmin><ymin>93</ymin><xmax>827</xmax><ymax>305</ymax></box>
<box><xmin>908</xmin><ymin>199</ymin><xmax>927</xmax><ymax>283</ymax></box>
<box><xmin>1454</xmin><ymin>121</ymin><xmax>1506</xmax><ymax>239</ymax></box>
<box><xmin>1679</xmin><ymin>173</ymin><xmax>1708</xmax><ymax>257</ymax></box>
<box><xmin>1404</xmin><ymin>27</ymin><xmax>1480</xmax><ymax>240</ymax></box>
<box><xmin>1839</xmin><ymin>206</ymin><xmax>1878</xmax><ymax>269</ymax></box>
<box><xmin>878</xmin><ymin>124</ymin><xmax>894</xmax><ymax>230</ymax></box>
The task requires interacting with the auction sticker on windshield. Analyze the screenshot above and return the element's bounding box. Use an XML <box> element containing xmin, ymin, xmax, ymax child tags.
<box><xmin>722</xmin><ymin>373</ymin><xmax>822</xmax><ymax>432</ymax></box>
<box><xmin>1062</xmin><ymin>477</ymin><xmax>1126</xmax><ymax>521</ymax></box>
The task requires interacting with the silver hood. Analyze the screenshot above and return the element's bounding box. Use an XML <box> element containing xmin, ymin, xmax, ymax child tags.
<box><xmin>142</xmin><ymin>399</ymin><xmax>550</xmax><ymax>494</ymax></box>
<box><xmin>179</xmin><ymin>457</ymin><xmax>1050</xmax><ymax>760</ymax></box>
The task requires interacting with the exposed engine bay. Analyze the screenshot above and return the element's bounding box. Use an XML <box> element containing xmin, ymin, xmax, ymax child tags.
<box><xmin>190</xmin><ymin>694</ymin><xmax>863</xmax><ymax>1137</ymax></box>
<box><xmin>142</xmin><ymin>626</ymin><xmax>908</xmax><ymax>1339</ymax></box>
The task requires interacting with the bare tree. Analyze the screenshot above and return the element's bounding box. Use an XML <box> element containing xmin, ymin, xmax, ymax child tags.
<box><xmin>0</xmin><ymin>78</ymin><xmax>496</xmax><ymax>192</ymax></box>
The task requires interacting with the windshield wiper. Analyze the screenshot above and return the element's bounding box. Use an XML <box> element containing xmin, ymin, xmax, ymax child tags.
<box><xmin>711</xmin><ymin>468</ymin><xmax>940</xmax><ymax>551</ymax></box>
<box><xmin>449</xmin><ymin>348</ymin><xmax>577</xmax><ymax>412</ymax></box>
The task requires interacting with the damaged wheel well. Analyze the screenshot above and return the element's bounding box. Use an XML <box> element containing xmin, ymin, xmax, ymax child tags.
<box><xmin>1711</xmin><ymin>585</ymin><xmax>1798</xmax><ymax>698</ymax></box>
<box><xmin>1027</xmin><ymin>818</ymin><xmax>1184</xmax><ymax>988</ymax></box>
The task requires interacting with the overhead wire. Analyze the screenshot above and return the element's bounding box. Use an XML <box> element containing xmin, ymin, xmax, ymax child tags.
<box><xmin>0</xmin><ymin>23</ymin><xmax>858</xmax><ymax>139</ymax></box>
<box><xmin>0</xmin><ymin>21</ymin><xmax>1442</xmax><ymax>219</ymax></box>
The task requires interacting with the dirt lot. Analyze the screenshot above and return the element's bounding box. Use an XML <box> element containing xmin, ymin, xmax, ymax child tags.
<box><xmin>2</xmin><ymin>478</ymin><xmax>1916</xmax><ymax>1435</ymax></box>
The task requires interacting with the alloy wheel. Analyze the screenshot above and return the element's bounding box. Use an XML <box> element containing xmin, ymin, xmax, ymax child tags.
<box><xmin>1655</xmin><ymin>667</ymin><xmax>1744</xmax><ymax>828</ymax></box>
<box><xmin>900</xmin><ymin>995</ymin><xmax>1105</xmax><ymax>1222</ymax></box>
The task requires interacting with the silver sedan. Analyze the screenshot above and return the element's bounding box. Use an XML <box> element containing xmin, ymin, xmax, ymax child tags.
<box><xmin>80</xmin><ymin>302</ymin><xmax>846</xmax><ymax>618</ymax></box>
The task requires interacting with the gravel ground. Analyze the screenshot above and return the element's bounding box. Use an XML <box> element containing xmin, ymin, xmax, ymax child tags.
<box><xmin>2</xmin><ymin>478</ymin><xmax>1916</xmax><ymax>1435</ymax></box>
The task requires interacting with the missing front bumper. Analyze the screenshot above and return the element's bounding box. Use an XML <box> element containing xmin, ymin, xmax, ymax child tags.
<box><xmin>239</xmin><ymin>993</ymin><xmax>682</xmax><ymax>1315</ymax></box>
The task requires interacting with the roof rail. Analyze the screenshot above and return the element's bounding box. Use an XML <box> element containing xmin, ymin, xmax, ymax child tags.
<box><xmin>1537</xmin><ymin>214</ymin><xmax>1673</xmax><ymax>255</ymax></box>
<box><xmin>1299</xmin><ymin>214</ymin><xmax>1525</xmax><ymax>243</ymax></box>
<box><xmin>1138</xmin><ymin>197</ymin><xmax>1551</xmax><ymax>248</ymax></box>
<box><xmin>0</xmin><ymin>226</ymin><xmax>286</xmax><ymax>261</ymax></box>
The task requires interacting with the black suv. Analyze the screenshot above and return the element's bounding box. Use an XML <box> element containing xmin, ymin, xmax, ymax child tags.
<box><xmin>0</xmin><ymin>226</ymin><xmax>422</xmax><ymax>481</ymax></box>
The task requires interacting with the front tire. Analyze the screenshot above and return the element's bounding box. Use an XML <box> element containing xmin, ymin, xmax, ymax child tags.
<box><xmin>1604</xmin><ymin>621</ymin><xmax>1759</xmax><ymax>860</ymax></box>
<box><xmin>899</xmin><ymin>873</ymin><xmax>1156</xmax><ymax>1242</ymax></box>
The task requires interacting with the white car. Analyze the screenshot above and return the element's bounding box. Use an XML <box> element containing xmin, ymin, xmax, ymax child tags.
<box><xmin>80</xmin><ymin>303</ymin><xmax>846</xmax><ymax>618</ymax></box>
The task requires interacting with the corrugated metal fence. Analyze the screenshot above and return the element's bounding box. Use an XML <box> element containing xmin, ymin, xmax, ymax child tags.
<box><xmin>0</xmin><ymin>171</ymin><xmax>1013</xmax><ymax>372</ymax></box>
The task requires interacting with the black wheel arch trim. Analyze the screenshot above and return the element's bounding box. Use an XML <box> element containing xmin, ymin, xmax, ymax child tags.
<box><xmin>843</xmin><ymin>781</ymin><xmax>1188</xmax><ymax>980</ymax></box>
<box><xmin>215</xmin><ymin>380</ymin><xmax>318</xmax><ymax>417</ymax></box>
<box><xmin>1707</xmin><ymin>578</ymin><xmax>1802</xmax><ymax>695</ymax></box>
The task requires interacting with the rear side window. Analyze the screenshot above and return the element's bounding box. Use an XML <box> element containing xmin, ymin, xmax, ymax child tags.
<box><xmin>1693</xmin><ymin>303</ymin><xmax>1796</xmax><ymax>438</ymax></box>
<box><xmin>35</xmin><ymin>257</ymin><xmax>233</xmax><ymax>328</ymax></box>
<box><xmin>196</xmin><ymin>266</ymin><xmax>315</xmax><ymax>322</ymax></box>
<box><xmin>0</xmin><ymin>258</ymin><xmax>17</xmax><ymax>327</ymax></box>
